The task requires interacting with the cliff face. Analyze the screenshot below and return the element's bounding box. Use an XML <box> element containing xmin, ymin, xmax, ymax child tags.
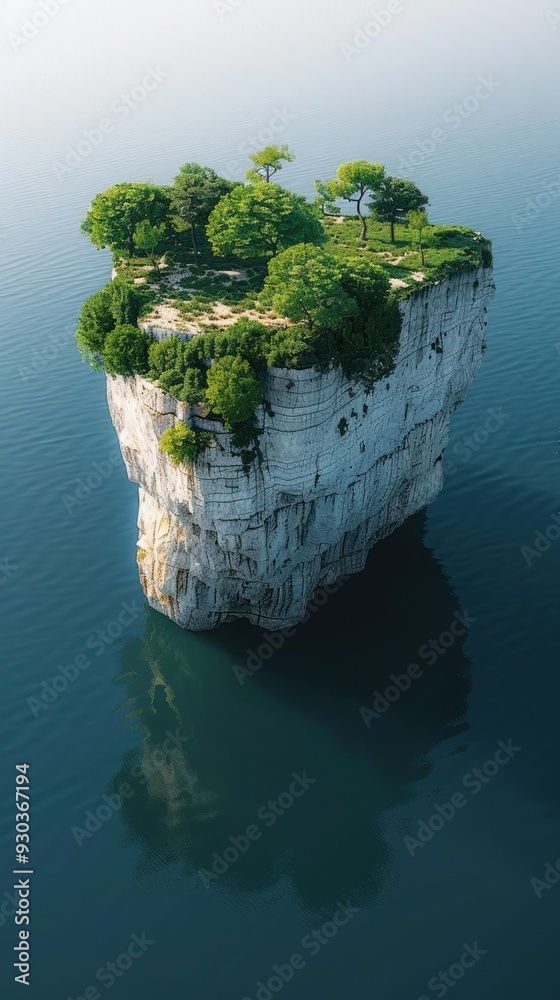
<box><xmin>107</xmin><ymin>266</ymin><xmax>494</xmax><ymax>631</ymax></box>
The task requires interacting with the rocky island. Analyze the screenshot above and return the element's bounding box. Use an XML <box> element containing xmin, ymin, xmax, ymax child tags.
<box><xmin>78</xmin><ymin>150</ymin><xmax>494</xmax><ymax>630</ymax></box>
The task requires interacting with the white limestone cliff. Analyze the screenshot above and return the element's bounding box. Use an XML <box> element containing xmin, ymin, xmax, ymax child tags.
<box><xmin>106</xmin><ymin>265</ymin><xmax>494</xmax><ymax>630</ymax></box>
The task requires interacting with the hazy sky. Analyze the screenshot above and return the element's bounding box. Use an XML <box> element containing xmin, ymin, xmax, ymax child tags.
<box><xmin>2</xmin><ymin>0</ymin><xmax>558</xmax><ymax>232</ymax></box>
<box><xmin>4</xmin><ymin>0</ymin><xmax>555</xmax><ymax>133</ymax></box>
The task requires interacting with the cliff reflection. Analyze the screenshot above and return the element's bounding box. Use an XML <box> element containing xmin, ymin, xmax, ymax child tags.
<box><xmin>111</xmin><ymin>513</ymin><xmax>472</xmax><ymax>914</ymax></box>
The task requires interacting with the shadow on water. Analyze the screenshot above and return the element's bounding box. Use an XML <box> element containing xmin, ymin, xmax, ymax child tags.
<box><xmin>110</xmin><ymin>512</ymin><xmax>473</xmax><ymax>916</ymax></box>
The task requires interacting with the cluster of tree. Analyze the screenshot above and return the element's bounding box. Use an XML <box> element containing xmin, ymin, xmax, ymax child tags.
<box><xmin>75</xmin><ymin>280</ymin><xmax>143</xmax><ymax>370</ymax></box>
<box><xmin>315</xmin><ymin>161</ymin><xmax>428</xmax><ymax>242</ymax></box>
<box><xmin>77</xmin><ymin>147</ymin><xmax>440</xmax><ymax>462</ymax></box>
<box><xmin>81</xmin><ymin>148</ymin><xmax>430</xmax><ymax>269</ymax></box>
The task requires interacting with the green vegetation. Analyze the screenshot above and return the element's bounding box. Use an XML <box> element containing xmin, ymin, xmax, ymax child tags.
<box><xmin>77</xmin><ymin>146</ymin><xmax>492</xmax><ymax>461</ymax></box>
<box><xmin>408</xmin><ymin>209</ymin><xmax>430</xmax><ymax>266</ymax></box>
<box><xmin>103</xmin><ymin>324</ymin><xmax>149</xmax><ymax>376</ymax></box>
<box><xmin>246</xmin><ymin>144</ymin><xmax>295</xmax><ymax>183</ymax></box>
<box><xmin>75</xmin><ymin>281</ymin><xmax>143</xmax><ymax>368</ymax></box>
<box><xmin>81</xmin><ymin>182</ymin><xmax>170</xmax><ymax>257</ymax></box>
<box><xmin>372</xmin><ymin>177</ymin><xmax>429</xmax><ymax>243</ymax></box>
<box><xmin>206</xmin><ymin>182</ymin><xmax>323</xmax><ymax>259</ymax></box>
<box><xmin>159</xmin><ymin>422</ymin><xmax>214</xmax><ymax>465</ymax></box>
<box><xmin>133</xmin><ymin>220</ymin><xmax>166</xmax><ymax>272</ymax></box>
<box><xmin>316</xmin><ymin>161</ymin><xmax>385</xmax><ymax>241</ymax></box>
<box><xmin>170</xmin><ymin>163</ymin><xmax>236</xmax><ymax>257</ymax></box>
<box><xmin>206</xmin><ymin>356</ymin><xmax>262</xmax><ymax>430</ymax></box>
<box><xmin>262</xmin><ymin>244</ymin><xmax>356</xmax><ymax>331</ymax></box>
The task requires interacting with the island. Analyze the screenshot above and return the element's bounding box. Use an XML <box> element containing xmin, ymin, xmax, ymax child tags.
<box><xmin>77</xmin><ymin>148</ymin><xmax>495</xmax><ymax>630</ymax></box>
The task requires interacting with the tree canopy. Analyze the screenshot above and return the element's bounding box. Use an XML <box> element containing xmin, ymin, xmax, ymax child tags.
<box><xmin>75</xmin><ymin>282</ymin><xmax>141</xmax><ymax>367</ymax></box>
<box><xmin>170</xmin><ymin>163</ymin><xmax>236</xmax><ymax>255</ymax></box>
<box><xmin>205</xmin><ymin>356</ymin><xmax>262</xmax><ymax>429</ymax></box>
<box><xmin>206</xmin><ymin>182</ymin><xmax>323</xmax><ymax>259</ymax></box>
<box><xmin>372</xmin><ymin>177</ymin><xmax>429</xmax><ymax>242</ymax></box>
<box><xmin>246</xmin><ymin>145</ymin><xmax>295</xmax><ymax>183</ymax></box>
<box><xmin>262</xmin><ymin>244</ymin><xmax>356</xmax><ymax>332</ymax></box>
<box><xmin>81</xmin><ymin>182</ymin><xmax>170</xmax><ymax>257</ymax></box>
<box><xmin>133</xmin><ymin>220</ymin><xmax>166</xmax><ymax>271</ymax></box>
<box><xmin>262</xmin><ymin>248</ymin><xmax>400</xmax><ymax>381</ymax></box>
<box><xmin>317</xmin><ymin>161</ymin><xmax>385</xmax><ymax>241</ymax></box>
<box><xmin>103</xmin><ymin>324</ymin><xmax>149</xmax><ymax>376</ymax></box>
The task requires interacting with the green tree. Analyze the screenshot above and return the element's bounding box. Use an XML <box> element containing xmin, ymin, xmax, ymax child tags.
<box><xmin>314</xmin><ymin>179</ymin><xmax>339</xmax><ymax>217</ymax></box>
<box><xmin>408</xmin><ymin>209</ymin><xmax>430</xmax><ymax>265</ymax></box>
<box><xmin>133</xmin><ymin>220</ymin><xmax>167</xmax><ymax>272</ymax></box>
<box><xmin>110</xmin><ymin>282</ymin><xmax>141</xmax><ymax>326</ymax></box>
<box><xmin>81</xmin><ymin>183</ymin><xmax>170</xmax><ymax>257</ymax></box>
<box><xmin>103</xmin><ymin>324</ymin><xmax>150</xmax><ymax>376</ymax></box>
<box><xmin>318</xmin><ymin>160</ymin><xmax>385</xmax><ymax>241</ymax></box>
<box><xmin>337</xmin><ymin>256</ymin><xmax>401</xmax><ymax>382</ymax></box>
<box><xmin>262</xmin><ymin>244</ymin><xmax>356</xmax><ymax>332</ymax></box>
<box><xmin>75</xmin><ymin>287</ymin><xmax>114</xmax><ymax>364</ymax></box>
<box><xmin>170</xmin><ymin>163</ymin><xmax>236</xmax><ymax>257</ymax></box>
<box><xmin>182</xmin><ymin>367</ymin><xmax>207</xmax><ymax>404</ymax></box>
<box><xmin>205</xmin><ymin>356</ymin><xmax>262</xmax><ymax>429</ymax></box>
<box><xmin>371</xmin><ymin>177</ymin><xmax>429</xmax><ymax>242</ymax></box>
<box><xmin>206</xmin><ymin>183</ymin><xmax>322</xmax><ymax>260</ymax></box>
<box><xmin>210</xmin><ymin>318</ymin><xmax>272</xmax><ymax>368</ymax></box>
<box><xmin>246</xmin><ymin>145</ymin><xmax>295</xmax><ymax>183</ymax></box>
<box><xmin>159</xmin><ymin>422</ymin><xmax>211</xmax><ymax>465</ymax></box>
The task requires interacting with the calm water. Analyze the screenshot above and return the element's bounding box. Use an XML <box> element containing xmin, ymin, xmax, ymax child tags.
<box><xmin>2</xmin><ymin>0</ymin><xmax>560</xmax><ymax>996</ymax></box>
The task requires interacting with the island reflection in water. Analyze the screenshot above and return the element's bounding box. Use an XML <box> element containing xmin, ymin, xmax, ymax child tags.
<box><xmin>109</xmin><ymin>512</ymin><xmax>472</xmax><ymax>916</ymax></box>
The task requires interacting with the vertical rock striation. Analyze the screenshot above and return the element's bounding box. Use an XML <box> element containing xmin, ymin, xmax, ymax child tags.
<box><xmin>107</xmin><ymin>265</ymin><xmax>494</xmax><ymax>630</ymax></box>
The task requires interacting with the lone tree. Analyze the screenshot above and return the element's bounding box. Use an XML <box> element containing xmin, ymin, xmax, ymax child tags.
<box><xmin>372</xmin><ymin>177</ymin><xmax>429</xmax><ymax>243</ymax></box>
<box><xmin>262</xmin><ymin>244</ymin><xmax>356</xmax><ymax>332</ymax></box>
<box><xmin>408</xmin><ymin>209</ymin><xmax>430</xmax><ymax>265</ymax></box>
<box><xmin>81</xmin><ymin>182</ymin><xmax>170</xmax><ymax>257</ymax></box>
<box><xmin>133</xmin><ymin>220</ymin><xmax>167</xmax><ymax>272</ymax></box>
<box><xmin>206</xmin><ymin>183</ymin><xmax>322</xmax><ymax>260</ymax></box>
<box><xmin>205</xmin><ymin>356</ymin><xmax>262</xmax><ymax>429</ymax></box>
<box><xmin>317</xmin><ymin>160</ymin><xmax>385</xmax><ymax>241</ymax></box>
<box><xmin>170</xmin><ymin>163</ymin><xmax>236</xmax><ymax>257</ymax></box>
<box><xmin>246</xmin><ymin>145</ymin><xmax>295</xmax><ymax>183</ymax></box>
